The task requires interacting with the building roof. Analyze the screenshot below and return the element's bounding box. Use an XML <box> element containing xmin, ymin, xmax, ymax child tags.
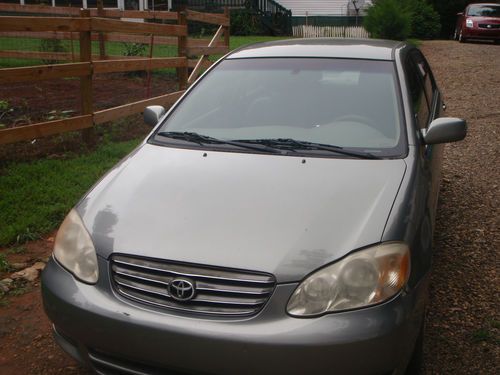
<box><xmin>227</xmin><ymin>38</ymin><xmax>405</xmax><ymax>61</ymax></box>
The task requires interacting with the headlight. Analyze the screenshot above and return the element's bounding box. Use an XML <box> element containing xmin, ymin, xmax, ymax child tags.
<box><xmin>287</xmin><ymin>242</ymin><xmax>410</xmax><ymax>317</ymax></box>
<box><xmin>466</xmin><ymin>19</ymin><xmax>473</xmax><ymax>28</ymax></box>
<box><xmin>53</xmin><ymin>209</ymin><xmax>98</xmax><ymax>284</ymax></box>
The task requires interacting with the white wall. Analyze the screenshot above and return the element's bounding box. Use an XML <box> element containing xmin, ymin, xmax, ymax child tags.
<box><xmin>275</xmin><ymin>0</ymin><xmax>350</xmax><ymax>16</ymax></box>
<box><xmin>275</xmin><ymin>0</ymin><xmax>373</xmax><ymax>16</ymax></box>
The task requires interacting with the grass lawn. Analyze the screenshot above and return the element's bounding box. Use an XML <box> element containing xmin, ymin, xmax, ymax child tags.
<box><xmin>0</xmin><ymin>140</ymin><xmax>141</xmax><ymax>246</ymax></box>
<box><xmin>0</xmin><ymin>35</ymin><xmax>286</xmax><ymax>247</ymax></box>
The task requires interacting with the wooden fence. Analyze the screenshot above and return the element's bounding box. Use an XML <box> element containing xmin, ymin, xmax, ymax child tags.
<box><xmin>293</xmin><ymin>25</ymin><xmax>369</xmax><ymax>39</ymax></box>
<box><xmin>0</xmin><ymin>3</ymin><xmax>230</xmax><ymax>145</ymax></box>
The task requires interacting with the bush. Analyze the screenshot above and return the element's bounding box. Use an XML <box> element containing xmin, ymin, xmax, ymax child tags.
<box><xmin>230</xmin><ymin>8</ymin><xmax>263</xmax><ymax>36</ymax></box>
<box><xmin>364</xmin><ymin>0</ymin><xmax>412</xmax><ymax>41</ymax></box>
<box><xmin>121</xmin><ymin>42</ymin><xmax>147</xmax><ymax>57</ymax></box>
<box><xmin>405</xmin><ymin>0</ymin><xmax>441</xmax><ymax>39</ymax></box>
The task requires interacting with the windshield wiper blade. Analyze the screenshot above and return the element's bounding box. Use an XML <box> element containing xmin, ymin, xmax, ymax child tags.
<box><xmin>234</xmin><ymin>138</ymin><xmax>381</xmax><ymax>159</ymax></box>
<box><xmin>157</xmin><ymin>131</ymin><xmax>215</xmax><ymax>145</ymax></box>
<box><xmin>155</xmin><ymin>131</ymin><xmax>281</xmax><ymax>154</ymax></box>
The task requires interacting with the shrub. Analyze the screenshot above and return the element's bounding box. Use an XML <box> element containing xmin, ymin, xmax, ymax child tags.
<box><xmin>364</xmin><ymin>0</ymin><xmax>412</xmax><ymax>41</ymax></box>
<box><xmin>230</xmin><ymin>8</ymin><xmax>263</xmax><ymax>36</ymax></box>
<box><xmin>405</xmin><ymin>0</ymin><xmax>441</xmax><ymax>39</ymax></box>
<box><xmin>121</xmin><ymin>42</ymin><xmax>147</xmax><ymax>57</ymax></box>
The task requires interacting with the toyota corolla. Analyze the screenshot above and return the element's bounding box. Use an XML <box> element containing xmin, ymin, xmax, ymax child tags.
<box><xmin>42</xmin><ymin>39</ymin><xmax>466</xmax><ymax>375</ymax></box>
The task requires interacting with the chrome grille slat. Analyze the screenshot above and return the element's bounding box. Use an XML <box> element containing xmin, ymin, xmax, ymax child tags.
<box><xmin>110</xmin><ymin>255</ymin><xmax>276</xmax><ymax>316</ymax></box>
<box><xmin>114</xmin><ymin>258</ymin><xmax>274</xmax><ymax>285</ymax></box>
<box><xmin>195</xmin><ymin>285</ymin><xmax>271</xmax><ymax>296</ymax></box>
<box><xmin>114</xmin><ymin>276</ymin><xmax>169</xmax><ymax>298</ymax></box>
<box><xmin>119</xmin><ymin>288</ymin><xmax>257</xmax><ymax>316</ymax></box>
<box><xmin>113</xmin><ymin>255</ymin><xmax>273</xmax><ymax>283</ymax></box>
<box><xmin>114</xmin><ymin>268</ymin><xmax>171</xmax><ymax>286</ymax></box>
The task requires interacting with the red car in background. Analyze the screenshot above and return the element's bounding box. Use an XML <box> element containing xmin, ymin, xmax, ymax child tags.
<box><xmin>454</xmin><ymin>3</ymin><xmax>500</xmax><ymax>43</ymax></box>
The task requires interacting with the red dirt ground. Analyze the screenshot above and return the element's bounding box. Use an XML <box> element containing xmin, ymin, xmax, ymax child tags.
<box><xmin>0</xmin><ymin>234</ymin><xmax>90</xmax><ymax>374</ymax></box>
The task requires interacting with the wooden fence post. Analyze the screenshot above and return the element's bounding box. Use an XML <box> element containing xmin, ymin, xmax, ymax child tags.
<box><xmin>96</xmin><ymin>0</ymin><xmax>106</xmax><ymax>59</ymax></box>
<box><xmin>177</xmin><ymin>8</ymin><xmax>188</xmax><ymax>90</ymax></box>
<box><xmin>79</xmin><ymin>8</ymin><xmax>94</xmax><ymax>144</ymax></box>
<box><xmin>223</xmin><ymin>7</ymin><xmax>230</xmax><ymax>49</ymax></box>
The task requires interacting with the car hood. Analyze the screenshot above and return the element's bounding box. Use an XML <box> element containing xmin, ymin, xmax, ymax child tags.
<box><xmin>77</xmin><ymin>144</ymin><xmax>406</xmax><ymax>283</ymax></box>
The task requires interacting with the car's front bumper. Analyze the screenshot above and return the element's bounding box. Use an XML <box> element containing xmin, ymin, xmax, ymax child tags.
<box><xmin>463</xmin><ymin>26</ymin><xmax>500</xmax><ymax>40</ymax></box>
<box><xmin>42</xmin><ymin>256</ymin><xmax>428</xmax><ymax>375</ymax></box>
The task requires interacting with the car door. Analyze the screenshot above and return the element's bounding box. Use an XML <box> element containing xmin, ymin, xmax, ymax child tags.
<box><xmin>405</xmin><ymin>50</ymin><xmax>444</xmax><ymax>229</ymax></box>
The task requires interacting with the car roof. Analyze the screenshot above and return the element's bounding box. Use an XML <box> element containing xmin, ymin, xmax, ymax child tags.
<box><xmin>227</xmin><ymin>38</ymin><xmax>406</xmax><ymax>61</ymax></box>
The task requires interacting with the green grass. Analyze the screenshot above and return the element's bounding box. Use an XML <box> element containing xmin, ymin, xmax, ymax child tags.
<box><xmin>230</xmin><ymin>36</ymin><xmax>288</xmax><ymax>50</ymax></box>
<box><xmin>0</xmin><ymin>139</ymin><xmax>140</xmax><ymax>246</ymax></box>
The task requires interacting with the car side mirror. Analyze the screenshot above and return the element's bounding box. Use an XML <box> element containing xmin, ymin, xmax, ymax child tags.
<box><xmin>143</xmin><ymin>105</ymin><xmax>166</xmax><ymax>127</ymax></box>
<box><xmin>422</xmin><ymin>117</ymin><xmax>467</xmax><ymax>145</ymax></box>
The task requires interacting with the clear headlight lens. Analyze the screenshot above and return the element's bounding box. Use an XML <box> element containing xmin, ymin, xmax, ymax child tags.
<box><xmin>287</xmin><ymin>243</ymin><xmax>410</xmax><ymax>317</ymax></box>
<box><xmin>53</xmin><ymin>209</ymin><xmax>98</xmax><ymax>284</ymax></box>
<box><xmin>466</xmin><ymin>19</ymin><xmax>473</xmax><ymax>28</ymax></box>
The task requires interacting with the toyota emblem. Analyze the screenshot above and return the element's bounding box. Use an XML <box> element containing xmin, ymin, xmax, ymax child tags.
<box><xmin>168</xmin><ymin>279</ymin><xmax>195</xmax><ymax>301</ymax></box>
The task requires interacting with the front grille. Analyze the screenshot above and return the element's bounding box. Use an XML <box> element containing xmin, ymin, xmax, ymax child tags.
<box><xmin>110</xmin><ymin>254</ymin><xmax>276</xmax><ymax>316</ymax></box>
<box><xmin>478</xmin><ymin>23</ymin><xmax>500</xmax><ymax>29</ymax></box>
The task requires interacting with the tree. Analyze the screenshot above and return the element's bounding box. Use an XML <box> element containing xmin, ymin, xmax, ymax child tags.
<box><xmin>404</xmin><ymin>0</ymin><xmax>441</xmax><ymax>39</ymax></box>
<box><xmin>364</xmin><ymin>0</ymin><xmax>412</xmax><ymax>40</ymax></box>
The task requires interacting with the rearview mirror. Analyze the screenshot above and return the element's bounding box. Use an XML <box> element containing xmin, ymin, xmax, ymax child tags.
<box><xmin>423</xmin><ymin>117</ymin><xmax>467</xmax><ymax>144</ymax></box>
<box><xmin>143</xmin><ymin>106</ymin><xmax>166</xmax><ymax>127</ymax></box>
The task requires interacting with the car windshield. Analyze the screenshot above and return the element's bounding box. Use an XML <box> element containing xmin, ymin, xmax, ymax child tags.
<box><xmin>467</xmin><ymin>5</ymin><xmax>500</xmax><ymax>17</ymax></box>
<box><xmin>154</xmin><ymin>58</ymin><xmax>405</xmax><ymax>157</ymax></box>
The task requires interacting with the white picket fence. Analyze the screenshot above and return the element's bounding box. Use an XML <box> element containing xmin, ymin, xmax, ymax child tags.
<box><xmin>293</xmin><ymin>25</ymin><xmax>370</xmax><ymax>38</ymax></box>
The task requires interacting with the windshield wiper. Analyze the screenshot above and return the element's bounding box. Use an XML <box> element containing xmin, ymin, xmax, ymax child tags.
<box><xmin>155</xmin><ymin>131</ymin><xmax>281</xmax><ymax>154</ymax></box>
<box><xmin>232</xmin><ymin>138</ymin><xmax>381</xmax><ymax>159</ymax></box>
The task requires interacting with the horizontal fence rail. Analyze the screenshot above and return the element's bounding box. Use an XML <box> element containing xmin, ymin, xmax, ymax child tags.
<box><xmin>0</xmin><ymin>3</ymin><xmax>230</xmax><ymax>145</ymax></box>
<box><xmin>0</xmin><ymin>3</ymin><xmax>179</xmax><ymax>19</ymax></box>
<box><xmin>293</xmin><ymin>25</ymin><xmax>370</xmax><ymax>39</ymax></box>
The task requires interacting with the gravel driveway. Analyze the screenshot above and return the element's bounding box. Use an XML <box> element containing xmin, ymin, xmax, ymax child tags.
<box><xmin>420</xmin><ymin>40</ymin><xmax>499</xmax><ymax>374</ymax></box>
<box><xmin>0</xmin><ymin>40</ymin><xmax>498</xmax><ymax>374</ymax></box>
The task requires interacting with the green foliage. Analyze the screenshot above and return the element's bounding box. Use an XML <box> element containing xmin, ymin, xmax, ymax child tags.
<box><xmin>230</xmin><ymin>8</ymin><xmax>265</xmax><ymax>36</ymax></box>
<box><xmin>404</xmin><ymin>0</ymin><xmax>441</xmax><ymax>39</ymax></box>
<box><xmin>0</xmin><ymin>100</ymin><xmax>13</xmax><ymax>129</ymax></box>
<box><xmin>364</xmin><ymin>0</ymin><xmax>412</xmax><ymax>40</ymax></box>
<box><xmin>0</xmin><ymin>100</ymin><xmax>9</xmax><ymax>112</ymax></box>
<box><xmin>121</xmin><ymin>42</ymin><xmax>147</xmax><ymax>57</ymax></box>
<box><xmin>0</xmin><ymin>253</ymin><xmax>9</xmax><ymax>272</ymax></box>
<box><xmin>0</xmin><ymin>139</ymin><xmax>140</xmax><ymax>246</ymax></box>
<box><xmin>45</xmin><ymin>109</ymin><xmax>75</xmax><ymax>121</ymax></box>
